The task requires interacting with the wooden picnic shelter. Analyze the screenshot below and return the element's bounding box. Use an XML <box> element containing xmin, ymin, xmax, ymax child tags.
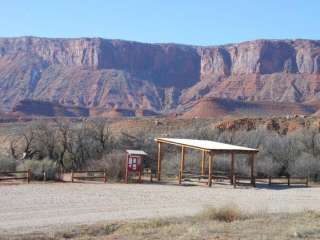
<box><xmin>155</xmin><ymin>138</ymin><xmax>259</xmax><ymax>187</ymax></box>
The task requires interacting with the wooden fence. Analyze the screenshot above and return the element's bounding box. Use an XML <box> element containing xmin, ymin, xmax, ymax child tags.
<box><xmin>71</xmin><ymin>170</ymin><xmax>107</xmax><ymax>183</ymax></box>
<box><xmin>232</xmin><ymin>174</ymin><xmax>254</xmax><ymax>188</ymax></box>
<box><xmin>264</xmin><ymin>176</ymin><xmax>309</xmax><ymax>187</ymax></box>
<box><xmin>234</xmin><ymin>175</ymin><xmax>309</xmax><ymax>188</ymax></box>
<box><xmin>0</xmin><ymin>170</ymin><xmax>31</xmax><ymax>183</ymax></box>
<box><xmin>179</xmin><ymin>170</ymin><xmax>310</xmax><ymax>188</ymax></box>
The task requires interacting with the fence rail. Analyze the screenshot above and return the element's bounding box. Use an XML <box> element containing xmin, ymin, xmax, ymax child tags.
<box><xmin>232</xmin><ymin>174</ymin><xmax>254</xmax><ymax>188</ymax></box>
<box><xmin>0</xmin><ymin>170</ymin><xmax>31</xmax><ymax>183</ymax></box>
<box><xmin>234</xmin><ymin>175</ymin><xmax>309</xmax><ymax>188</ymax></box>
<box><xmin>71</xmin><ymin>170</ymin><xmax>107</xmax><ymax>183</ymax></box>
<box><xmin>263</xmin><ymin>176</ymin><xmax>309</xmax><ymax>187</ymax></box>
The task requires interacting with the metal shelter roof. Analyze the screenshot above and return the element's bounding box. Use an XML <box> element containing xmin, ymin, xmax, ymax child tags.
<box><xmin>155</xmin><ymin>138</ymin><xmax>258</xmax><ymax>153</ymax></box>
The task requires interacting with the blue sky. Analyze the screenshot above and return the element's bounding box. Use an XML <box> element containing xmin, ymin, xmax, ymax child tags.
<box><xmin>0</xmin><ymin>0</ymin><xmax>319</xmax><ymax>46</ymax></box>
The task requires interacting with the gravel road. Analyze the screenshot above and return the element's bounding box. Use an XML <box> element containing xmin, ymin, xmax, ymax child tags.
<box><xmin>1</xmin><ymin>182</ymin><xmax>319</xmax><ymax>234</ymax></box>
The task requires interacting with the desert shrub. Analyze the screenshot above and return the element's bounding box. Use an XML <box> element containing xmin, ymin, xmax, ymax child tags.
<box><xmin>172</xmin><ymin>126</ymin><xmax>220</xmax><ymax>141</ymax></box>
<box><xmin>289</xmin><ymin>152</ymin><xmax>320</xmax><ymax>179</ymax></box>
<box><xmin>214</xmin><ymin>155</ymin><xmax>231</xmax><ymax>173</ymax></box>
<box><xmin>199</xmin><ymin>204</ymin><xmax>246</xmax><ymax>222</ymax></box>
<box><xmin>232</xmin><ymin>154</ymin><xmax>250</xmax><ymax>176</ymax></box>
<box><xmin>256</xmin><ymin>155</ymin><xmax>279</xmax><ymax>177</ymax></box>
<box><xmin>17</xmin><ymin>158</ymin><xmax>58</xmax><ymax>180</ymax></box>
<box><xmin>162</xmin><ymin>152</ymin><xmax>179</xmax><ymax>176</ymax></box>
<box><xmin>91</xmin><ymin>151</ymin><xmax>126</xmax><ymax>180</ymax></box>
<box><xmin>160</xmin><ymin>143</ymin><xmax>185</xmax><ymax>176</ymax></box>
<box><xmin>0</xmin><ymin>154</ymin><xmax>16</xmax><ymax>172</ymax></box>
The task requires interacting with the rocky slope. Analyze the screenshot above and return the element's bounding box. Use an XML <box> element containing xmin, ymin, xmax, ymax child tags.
<box><xmin>0</xmin><ymin>37</ymin><xmax>320</xmax><ymax>117</ymax></box>
<box><xmin>181</xmin><ymin>97</ymin><xmax>317</xmax><ymax>118</ymax></box>
<box><xmin>12</xmin><ymin>99</ymin><xmax>89</xmax><ymax>117</ymax></box>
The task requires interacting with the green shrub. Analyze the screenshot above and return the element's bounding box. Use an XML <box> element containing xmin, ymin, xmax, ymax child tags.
<box><xmin>0</xmin><ymin>154</ymin><xmax>16</xmax><ymax>172</ymax></box>
<box><xmin>17</xmin><ymin>159</ymin><xmax>58</xmax><ymax>180</ymax></box>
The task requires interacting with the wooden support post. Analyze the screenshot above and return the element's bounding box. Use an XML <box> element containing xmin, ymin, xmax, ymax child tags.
<box><xmin>250</xmin><ymin>153</ymin><xmax>255</xmax><ymax>187</ymax></box>
<box><xmin>157</xmin><ymin>142</ymin><xmax>162</xmax><ymax>181</ymax></box>
<box><xmin>288</xmin><ymin>175</ymin><xmax>290</xmax><ymax>187</ymax></box>
<box><xmin>182</xmin><ymin>146</ymin><xmax>185</xmax><ymax>170</ymax></box>
<box><xmin>230</xmin><ymin>152</ymin><xmax>235</xmax><ymax>185</ymax></box>
<box><xmin>27</xmin><ymin>169</ymin><xmax>31</xmax><ymax>184</ymax></box>
<box><xmin>201</xmin><ymin>150</ymin><xmax>205</xmax><ymax>175</ymax></box>
<box><xmin>138</xmin><ymin>168</ymin><xmax>142</xmax><ymax>183</ymax></box>
<box><xmin>208</xmin><ymin>152</ymin><xmax>213</xmax><ymax>187</ymax></box>
<box><xmin>104</xmin><ymin>169</ymin><xmax>107</xmax><ymax>183</ymax></box>
<box><xmin>179</xmin><ymin>146</ymin><xmax>185</xmax><ymax>184</ymax></box>
<box><xmin>233</xmin><ymin>174</ymin><xmax>236</xmax><ymax>188</ymax></box>
<box><xmin>268</xmin><ymin>176</ymin><xmax>272</xmax><ymax>186</ymax></box>
<box><xmin>71</xmin><ymin>170</ymin><xmax>74</xmax><ymax>183</ymax></box>
<box><xmin>125</xmin><ymin>154</ymin><xmax>129</xmax><ymax>184</ymax></box>
<box><xmin>178</xmin><ymin>171</ymin><xmax>182</xmax><ymax>184</ymax></box>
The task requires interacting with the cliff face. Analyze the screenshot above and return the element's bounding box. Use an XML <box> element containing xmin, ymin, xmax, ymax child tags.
<box><xmin>180</xmin><ymin>40</ymin><xmax>320</xmax><ymax>107</ymax></box>
<box><xmin>199</xmin><ymin>40</ymin><xmax>320</xmax><ymax>75</ymax></box>
<box><xmin>0</xmin><ymin>37</ymin><xmax>200</xmax><ymax>88</ymax></box>
<box><xmin>0</xmin><ymin>37</ymin><xmax>320</xmax><ymax>116</ymax></box>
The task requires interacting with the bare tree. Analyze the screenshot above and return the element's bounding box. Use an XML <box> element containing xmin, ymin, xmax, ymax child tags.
<box><xmin>8</xmin><ymin>136</ymin><xmax>19</xmax><ymax>159</ymax></box>
<box><xmin>35</xmin><ymin>120</ymin><xmax>58</xmax><ymax>160</ymax></box>
<box><xmin>264</xmin><ymin>134</ymin><xmax>301</xmax><ymax>176</ymax></box>
<box><xmin>218</xmin><ymin>130</ymin><xmax>237</xmax><ymax>144</ymax></box>
<box><xmin>295</xmin><ymin>127</ymin><xmax>320</xmax><ymax>157</ymax></box>
<box><xmin>89</xmin><ymin>118</ymin><xmax>114</xmax><ymax>155</ymax></box>
<box><xmin>66</xmin><ymin>120</ymin><xmax>95</xmax><ymax>169</ymax></box>
<box><xmin>55</xmin><ymin>119</ymin><xmax>72</xmax><ymax>169</ymax></box>
<box><xmin>10</xmin><ymin>124</ymin><xmax>42</xmax><ymax>160</ymax></box>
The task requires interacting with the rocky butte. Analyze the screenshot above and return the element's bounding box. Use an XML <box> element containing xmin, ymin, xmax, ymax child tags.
<box><xmin>0</xmin><ymin>37</ymin><xmax>320</xmax><ymax>117</ymax></box>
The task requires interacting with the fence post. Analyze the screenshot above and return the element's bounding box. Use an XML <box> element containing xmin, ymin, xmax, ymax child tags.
<box><xmin>233</xmin><ymin>174</ymin><xmax>236</xmax><ymax>188</ymax></box>
<box><xmin>43</xmin><ymin>171</ymin><xmax>46</xmax><ymax>182</ymax></box>
<box><xmin>268</xmin><ymin>176</ymin><xmax>272</xmax><ymax>186</ymax></box>
<box><xmin>27</xmin><ymin>169</ymin><xmax>31</xmax><ymax>183</ymax></box>
<box><xmin>104</xmin><ymin>169</ymin><xmax>107</xmax><ymax>183</ymax></box>
<box><xmin>288</xmin><ymin>175</ymin><xmax>290</xmax><ymax>186</ymax></box>
<box><xmin>71</xmin><ymin>170</ymin><xmax>74</xmax><ymax>183</ymax></box>
<box><xmin>208</xmin><ymin>152</ymin><xmax>213</xmax><ymax>187</ymax></box>
<box><xmin>138</xmin><ymin>169</ymin><xmax>142</xmax><ymax>183</ymax></box>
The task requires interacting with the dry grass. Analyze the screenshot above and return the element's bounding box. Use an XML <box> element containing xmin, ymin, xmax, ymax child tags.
<box><xmin>198</xmin><ymin>204</ymin><xmax>245</xmax><ymax>222</ymax></box>
<box><xmin>2</xmin><ymin>206</ymin><xmax>320</xmax><ymax>240</ymax></box>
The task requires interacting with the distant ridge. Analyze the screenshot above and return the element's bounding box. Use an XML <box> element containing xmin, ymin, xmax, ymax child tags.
<box><xmin>0</xmin><ymin>37</ymin><xmax>320</xmax><ymax>117</ymax></box>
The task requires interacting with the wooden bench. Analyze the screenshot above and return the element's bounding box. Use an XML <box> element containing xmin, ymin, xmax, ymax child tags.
<box><xmin>143</xmin><ymin>168</ymin><xmax>157</xmax><ymax>182</ymax></box>
<box><xmin>182</xmin><ymin>171</ymin><xmax>208</xmax><ymax>182</ymax></box>
<box><xmin>212</xmin><ymin>170</ymin><xmax>231</xmax><ymax>182</ymax></box>
<box><xmin>232</xmin><ymin>174</ymin><xmax>256</xmax><ymax>188</ymax></box>
<box><xmin>71</xmin><ymin>170</ymin><xmax>107</xmax><ymax>183</ymax></box>
<box><xmin>182</xmin><ymin>170</ymin><xmax>231</xmax><ymax>185</ymax></box>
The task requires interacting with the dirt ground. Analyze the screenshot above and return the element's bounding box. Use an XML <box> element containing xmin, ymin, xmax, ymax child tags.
<box><xmin>1</xmin><ymin>182</ymin><xmax>320</xmax><ymax>235</ymax></box>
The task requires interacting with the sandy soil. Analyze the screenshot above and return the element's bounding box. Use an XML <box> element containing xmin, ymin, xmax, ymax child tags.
<box><xmin>0</xmin><ymin>182</ymin><xmax>320</xmax><ymax>234</ymax></box>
